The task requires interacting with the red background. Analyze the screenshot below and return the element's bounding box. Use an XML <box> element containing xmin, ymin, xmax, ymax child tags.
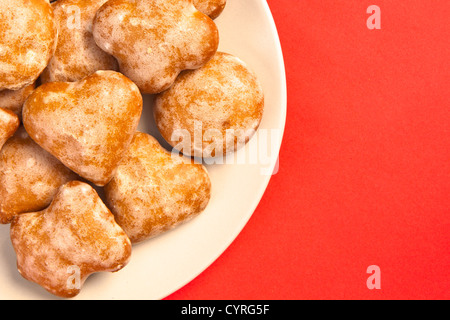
<box><xmin>165</xmin><ymin>0</ymin><xmax>450</xmax><ymax>300</ymax></box>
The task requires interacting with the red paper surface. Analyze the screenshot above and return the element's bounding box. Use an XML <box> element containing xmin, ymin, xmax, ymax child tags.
<box><xmin>166</xmin><ymin>0</ymin><xmax>450</xmax><ymax>300</ymax></box>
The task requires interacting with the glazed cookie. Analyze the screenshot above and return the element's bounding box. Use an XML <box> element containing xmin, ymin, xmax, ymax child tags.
<box><xmin>0</xmin><ymin>83</ymin><xmax>35</xmax><ymax>118</ymax></box>
<box><xmin>154</xmin><ymin>52</ymin><xmax>264</xmax><ymax>158</ymax></box>
<box><xmin>92</xmin><ymin>0</ymin><xmax>219</xmax><ymax>94</ymax></box>
<box><xmin>22</xmin><ymin>70</ymin><xmax>143</xmax><ymax>186</ymax></box>
<box><xmin>193</xmin><ymin>0</ymin><xmax>226</xmax><ymax>20</ymax></box>
<box><xmin>0</xmin><ymin>127</ymin><xmax>78</xmax><ymax>224</ymax></box>
<box><xmin>104</xmin><ymin>132</ymin><xmax>211</xmax><ymax>244</ymax></box>
<box><xmin>10</xmin><ymin>181</ymin><xmax>132</xmax><ymax>298</ymax></box>
<box><xmin>0</xmin><ymin>108</ymin><xmax>19</xmax><ymax>150</ymax></box>
<box><xmin>41</xmin><ymin>0</ymin><xmax>119</xmax><ymax>83</ymax></box>
<box><xmin>0</xmin><ymin>0</ymin><xmax>57</xmax><ymax>90</ymax></box>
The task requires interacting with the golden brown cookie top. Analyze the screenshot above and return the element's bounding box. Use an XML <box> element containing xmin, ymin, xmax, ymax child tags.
<box><xmin>105</xmin><ymin>132</ymin><xmax>212</xmax><ymax>243</ymax></box>
<box><xmin>193</xmin><ymin>0</ymin><xmax>226</xmax><ymax>19</ymax></box>
<box><xmin>41</xmin><ymin>0</ymin><xmax>119</xmax><ymax>83</ymax></box>
<box><xmin>92</xmin><ymin>0</ymin><xmax>219</xmax><ymax>94</ymax></box>
<box><xmin>10</xmin><ymin>181</ymin><xmax>132</xmax><ymax>298</ymax></box>
<box><xmin>0</xmin><ymin>0</ymin><xmax>57</xmax><ymax>90</ymax></box>
<box><xmin>23</xmin><ymin>70</ymin><xmax>143</xmax><ymax>186</ymax></box>
<box><xmin>154</xmin><ymin>52</ymin><xmax>264</xmax><ymax>158</ymax></box>
<box><xmin>0</xmin><ymin>83</ymin><xmax>36</xmax><ymax>119</ymax></box>
<box><xmin>0</xmin><ymin>107</ymin><xmax>19</xmax><ymax>150</ymax></box>
<box><xmin>0</xmin><ymin>127</ymin><xmax>78</xmax><ymax>224</ymax></box>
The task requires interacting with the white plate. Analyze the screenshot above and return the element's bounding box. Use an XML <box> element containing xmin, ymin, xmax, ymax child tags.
<box><xmin>0</xmin><ymin>0</ymin><xmax>286</xmax><ymax>300</ymax></box>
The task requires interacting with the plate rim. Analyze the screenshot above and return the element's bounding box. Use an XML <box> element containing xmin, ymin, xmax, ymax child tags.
<box><xmin>159</xmin><ymin>0</ymin><xmax>288</xmax><ymax>300</ymax></box>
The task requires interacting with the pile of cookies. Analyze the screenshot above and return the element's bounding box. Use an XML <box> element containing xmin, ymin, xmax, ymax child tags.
<box><xmin>0</xmin><ymin>0</ymin><xmax>264</xmax><ymax>298</ymax></box>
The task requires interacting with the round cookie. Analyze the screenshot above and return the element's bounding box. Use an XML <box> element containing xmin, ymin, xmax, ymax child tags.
<box><xmin>154</xmin><ymin>52</ymin><xmax>264</xmax><ymax>158</ymax></box>
<box><xmin>0</xmin><ymin>83</ymin><xmax>35</xmax><ymax>119</ymax></box>
<box><xmin>0</xmin><ymin>127</ymin><xmax>78</xmax><ymax>224</ymax></box>
<box><xmin>92</xmin><ymin>0</ymin><xmax>219</xmax><ymax>94</ymax></box>
<box><xmin>0</xmin><ymin>0</ymin><xmax>57</xmax><ymax>90</ymax></box>
<box><xmin>41</xmin><ymin>0</ymin><xmax>119</xmax><ymax>83</ymax></box>
<box><xmin>193</xmin><ymin>0</ymin><xmax>226</xmax><ymax>20</ymax></box>
<box><xmin>104</xmin><ymin>132</ymin><xmax>212</xmax><ymax>244</ymax></box>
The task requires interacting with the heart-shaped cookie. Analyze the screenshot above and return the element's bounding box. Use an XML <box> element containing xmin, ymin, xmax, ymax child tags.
<box><xmin>10</xmin><ymin>181</ymin><xmax>132</xmax><ymax>298</ymax></box>
<box><xmin>104</xmin><ymin>132</ymin><xmax>212</xmax><ymax>244</ymax></box>
<box><xmin>22</xmin><ymin>70</ymin><xmax>143</xmax><ymax>186</ymax></box>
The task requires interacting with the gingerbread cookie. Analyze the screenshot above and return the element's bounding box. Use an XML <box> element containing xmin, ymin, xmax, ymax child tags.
<box><xmin>0</xmin><ymin>83</ymin><xmax>35</xmax><ymax>119</ymax></box>
<box><xmin>0</xmin><ymin>127</ymin><xmax>78</xmax><ymax>224</ymax></box>
<box><xmin>0</xmin><ymin>108</ymin><xmax>19</xmax><ymax>150</ymax></box>
<box><xmin>22</xmin><ymin>70</ymin><xmax>143</xmax><ymax>186</ymax></box>
<box><xmin>92</xmin><ymin>0</ymin><xmax>219</xmax><ymax>94</ymax></box>
<box><xmin>104</xmin><ymin>132</ymin><xmax>211</xmax><ymax>243</ymax></box>
<box><xmin>0</xmin><ymin>0</ymin><xmax>57</xmax><ymax>90</ymax></box>
<box><xmin>154</xmin><ymin>52</ymin><xmax>264</xmax><ymax>158</ymax></box>
<box><xmin>10</xmin><ymin>181</ymin><xmax>132</xmax><ymax>298</ymax></box>
<box><xmin>41</xmin><ymin>0</ymin><xmax>119</xmax><ymax>83</ymax></box>
<box><xmin>193</xmin><ymin>0</ymin><xmax>226</xmax><ymax>19</ymax></box>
